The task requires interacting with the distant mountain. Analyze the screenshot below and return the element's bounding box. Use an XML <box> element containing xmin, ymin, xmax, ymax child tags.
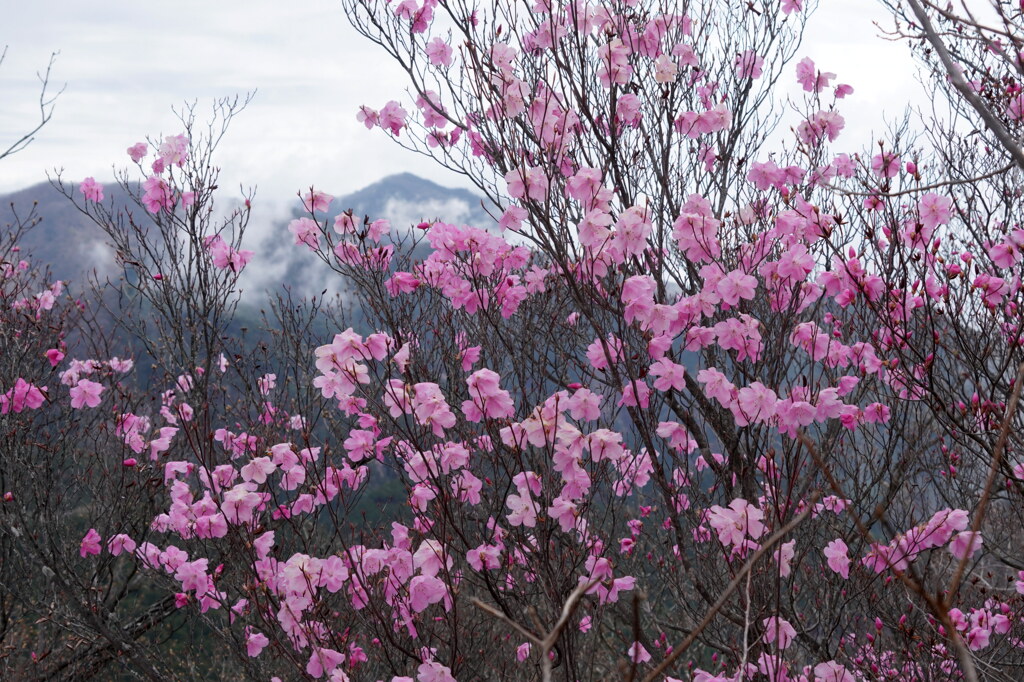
<box><xmin>334</xmin><ymin>172</ymin><xmax>494</xmax><ymax>228</ymax></box>
<box><xmin>0</xmin><ymin>173</ymin><xmax>496</xmax><ymax>301</ymax></box>
<box><xmin>250</xmin><ymin>172</ymin><xmax>497</xmax><ymax>299</ymax></box>
<box><xmin>0</xmin><ymin>181</ymin><xmax>131</xmax><ymax>287</ymax></box>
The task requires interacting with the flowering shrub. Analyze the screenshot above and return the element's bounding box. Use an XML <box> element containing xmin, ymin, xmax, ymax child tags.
<box><xmin>4</xmin><ymin>1</ymin><xmax>1024</xmax><ymax>681</ymax></box>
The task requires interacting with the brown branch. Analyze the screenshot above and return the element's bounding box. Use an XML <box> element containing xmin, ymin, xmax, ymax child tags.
<box><xmin>472</xmin><ymin>578</ymin><xmax>597</xmax><ymax>682</ymax></box>
<box><xmin>904</xmin><ymin>0</ymin><xmax>1024</xmax><ymax>170</ymax></box>
<box><xmin>641</xmin><ymin>500</ymin><xmax>817</xmax><ymax>682</ymax></box>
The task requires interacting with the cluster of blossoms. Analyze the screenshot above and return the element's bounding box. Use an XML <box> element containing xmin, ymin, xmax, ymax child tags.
<box><xmin>11</xmin><ymin>0</ymin><xmax>1019</xmax><ymax>678</ymax></box>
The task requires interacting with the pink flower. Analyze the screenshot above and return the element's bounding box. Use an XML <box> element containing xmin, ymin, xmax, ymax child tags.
<box><xmin>823</xmin><ymin>538</ymin><xmax>850</xmax><ymax>579</ymax></box>
<box><xmin>707</xmin><ymin>498</ymin><xmax>765</xmax><ymax>549</ymax></box>
<box><xmin>548</xmin><ymin>496</ymin><xmax>578</xmax><ymax>532</ymax></box>
<box><xmin>379</xmin><ymin>100</ymin><xmax>409</xmax><ymax>135</ymax></box>
<box><xmin>157</xmin><ymin>134</ymin><xmax>189</xmax><ymax>167</ymax></box>
<box><xmin>862</xmin><ymin>402</ymin><xmax>890</xmax><ymax>424</ymax></box>
<box><xmin>871</xmin><ymin>151</ymin><xmax>900</xmax><ymax>179</ymax></box>
<box><xmin>763</xmin><ymin>616</ymin><xmax>797</xmax><ymax>650</ymax></box>
<box><xmin>627</xmin><ymin>642</ymin><xmax>651</xmax><ymax>663</ymax></box>
<box><xmin>949</xmin><ymin>530</ymin><xmax>983</xmax><ymax>560</ymax></box>
<box><xmin>506</xmin><ymin>490</ymin><xmax>537</xmax><ymax>527</ymax></box>
<box><xmin>306</xmin><ymin>647</ymin><xmax>345</xmax><ymax>678</ymax></box>
<box><xmin>653</xmin><ymin>54</ymin><xmax>678</xmax><ymax>83</ymax></box>
<box><xmin>79</xmin><ymin>177</ymin><xmax>104</xmax><ymax>202</ymax></box>
<box><xmin>649</xmin><ymin>358</ymin><xmax>686</xmax><ymax>392</ymax></box>
<box><xmin>425</xmin><ymin>38</ymin><xmax>453</xmax><ymax>67</ymax></box>
<box><xmin>80</xmin><ymin>528</ymin><xmax>102</xmax><ymax>557</ymax></box>
<box><xmin>108</xmin><ymin>357</ymin><xmax>133</xmax><ymax>373</ymax></box>
<box><xmin>716</xmin><ymin>268</ymin><xmax>758</xmax><ymax>306</ymax></box>
<box><xmin>246</xmin><ymin>629</ymin><xmax>270</xmax><ymax>657</ymax></box>
<box><xmin>127</xmin><ymin>142</ymin><xmax>148</xmax><ymax>162</ymax></box>
<box><xmin>1</xmin><ymin>378</ymin><xmax>47</xmax><ymax>414</ymax></box>
<box><xmin>735</xmin><ymin>50</ymin><xmax>764</xmax><ymax>79</ymax></box>
<box><xmin>69</xmin><ymin>379</ymin><xmax>104</xmax><ymax>409</ymax></box>
<box><xmin>417</xmin><ymin>662</ymin><xmax>457</xmax><ymax>682</ymax></box>
<box><xmin>302</xmin><ymin>190</ymin><xmax>334</xmax><ymax>213</ymax></box>
<box><xmin>107</xmin><ymin>534</ymin><xmax>136</xmax><ymax>556</ymax></box>
<box><xmin>795</xmin><ymin>57</ymin><xmax>835</xmax><ymax>93</ymax></box>
<box><xmin>203</xmin><ymin>235</ymin><xmax>254</xmax><ymax>273</ymax></box>
<box><xmin>917</xmin><ymin>192</ymin><xmax>952</xmax><ymax>230</ymax></box>
<box><xmin>462</xmin><ymin>368</ymin><xmax>515</xmax><ymax>421</ymax></box>
<box><xmin>774</xmin><ymin>539</ymin><xmax>795</xmax><ymax>577</ymax></box>
<box><xmin>141</xmin><ymin>176</ymin><xmax>174</xmax><ymax>213</ymax></box>
<box><xmin>288</xmin><ymin>218</ymin><xmax>320</xmax><ymax>250</ymax></box>
<box><xmin>814</xmin><ymin>661</ymin><xmax>855</xmax><ymax>682</ymax></box>
<box><xmin>735</xmin><ymin>381</ymin><xmax>778</xmax><ymax>424</ymax></box>
<box><xmin>408</xmin><ymin>575</ymin><xmax>447</xmax><ymax>612</ymax></box>
<box><xmin>356</xmin><ymin>106</ymin><xmax>380</xmax><ymax>131</ymax></box>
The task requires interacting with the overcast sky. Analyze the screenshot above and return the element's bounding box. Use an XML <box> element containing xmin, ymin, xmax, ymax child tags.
<box><xmin>0</xmin><ymin>1</ymin><xmax>927</xmax><ymax>209</ymax></box>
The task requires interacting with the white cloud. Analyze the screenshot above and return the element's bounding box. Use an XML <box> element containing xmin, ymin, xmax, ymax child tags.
<box><xmin>0</xmin><ymin>1</ymin><xmax>929</xmax><ymax>211</ymax></box>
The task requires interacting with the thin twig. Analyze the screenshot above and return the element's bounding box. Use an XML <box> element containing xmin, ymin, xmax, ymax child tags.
<box><xmin>641</xmin><ymin>501</ymin><xmax>817</xmax><ymax>682</ymax></box>
<box><xmin>472</xmin><ymin>578</ymin><xmax>598</xmax><ymax>682</ymax></box>
<box><xmin>947</xmin><ymin>361</ymin><xmax>1024</xmax><ymax>602</ymax></box>
<box><xmin>905</xmin><ymin>0</ymin><xmax>1024</xmax><ymax>170</ymax></box>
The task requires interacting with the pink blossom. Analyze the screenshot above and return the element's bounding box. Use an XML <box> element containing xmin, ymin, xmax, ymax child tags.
<box><xmin>408</xmin><ymin>575</ymin><xmax>447</xmax><ymax>612</ymax></box>
<box><xmin>107</xmin><ymin>534</ymin><xmax>136</xmax><ymax>556</ymax></box>
<box><xmin>774</xmin><ymin>539</ymin><xmax>795</xmax><ymax>577</ymax></box>
<box><xmin>425</xmin><ymin>38</ymin><xmax>454</xmax><ymax>67</ymax></box>
<box><xmin>949</xmin><ymin>530</ymin><xmax>983</xmax><ymax>560</ymax></box>
<box><xmin>356</xmin><ymin>105</ymin><xmax>379</xmax><ymax>129</ymax></box>
<box><xmin>707</xmin><ymin>498</ymin><xmax>765</xmax><ymax>549</ymax></box>
<box><xmin>417</xmin><ymin>661</ymin><xmax>456</xmax><ymax>682</ymax></box>
<box><xmin>834</xmin><ymin>83</ymin><xmax>854</xmax><ymax>98</ymax></box>
<box><xmin>79</xmin><ymin>177</ymin><xmax>104</xmax><ymax>202</ymax></box>
<box><xmin>871</xmin><ymin>151</ymin><xmax>900</xmax><ymax>179</ymax></box>
<box><xmin>653</xmin><ymin>55</ymin><xmax>678</xmax><ymax>83</ymax></box>
<box><xmin>80</xmin><ymin>528</ymin><xmax>102</xmax><ymax>557</ymax></box>
<box><xmin>627</xmin><ymin>642</ymin><xmax>651</xmax><ymax>663</ymax></box>
<box><xmin>0</xmin><ymin>378</ymin><xmax>47</xmax><ymax>414</ymax></box>
<box><xmin>548</xmin><ymin>496</ymin><xmax>578</xmax><ymax>532</ymax></box>
<box><xmin>735</xmin><ymin>50</ymin><xmax>764</xmax><ymax>79</ymax></box>
<box><xmin>127</xmin><ymin>142</ymin><xmax>148</xmax><ymax>162</ymax></box>
<box><xmin>462</xmin><ymin>368</ymin><xmax>515</xmax><ymax>421</ymax></box>
<box><xmin>763</xmin><ymin>616</ymin><xmax>797</xmax><ymax>650</ymax></box>
<box><xmin>649</xmin><ymin>358</ymin><xmax>686</xmax><ymax>392</ymax></box>
<box><xmin>246</xmin><ymin>629</ymin><xmax>270</xmax><ymax>657</ymax></box>
<box><xmin>735</xmin><ymin>381</ymin><xmax>777</xmax><ymax>425</ymax></box>
<box><xmin>69</xmin><ymin>379</ymin><xmax>104</xmax><ymax>409</ymax></box>
<box><xmin>796</xmin><ymin>57</ymin><xmax>835</xmax><ymax>93</ymax></box>
<box><xmin>158</xmin><ymin>134</ymin><xmax>189</xmax><ymax>167</ymax></box>
<box><xmin>204</xmin><ymin>235</ymin><xmax>254</xmax><ymax>273</ymax></box>
<box><xmin>917</xmin><ymin>192</ymin><xmax>952</xmax><ymax>230</ymax></box>
<box><xmin>506</xmin><ymin>490</ymin><xmax>537</xmax><ymax>527</ymax></box>
<box><xmin>289</xmin><ymin>218</ymin><xmax>320</xmax><ymax>250</ymax></box>
<box><xmin>141</xmin><ymin>176</ymin><xmax>174</xmax><ymax>213</ymax></box>
<box><xmin>379</xmin><ymin>100</ymin><xmax>409</xmax><ymax>135</ymax></box>
<box><xmin>108</xmin><ymin>357</ymin><xmax>133</xmax><ymax>373</ymax></box>
<box><xmin>823</xmin><ymin>538</ymin><xmax>850</xmax><ymax>579</ymax></box>
<box><xmin>302</xmin><ymin>189</ymin><xmax>334</xmax><ymax>213</ymax></box>
<box><xmin>814</xmin><ymin>661</ymin><xmax>855</xmax><ymax>682</ymax></box>
<box><xmin>306</xmin><ymin>647</ymin><xmax>345</xmax><ymax>678</ymax></box>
